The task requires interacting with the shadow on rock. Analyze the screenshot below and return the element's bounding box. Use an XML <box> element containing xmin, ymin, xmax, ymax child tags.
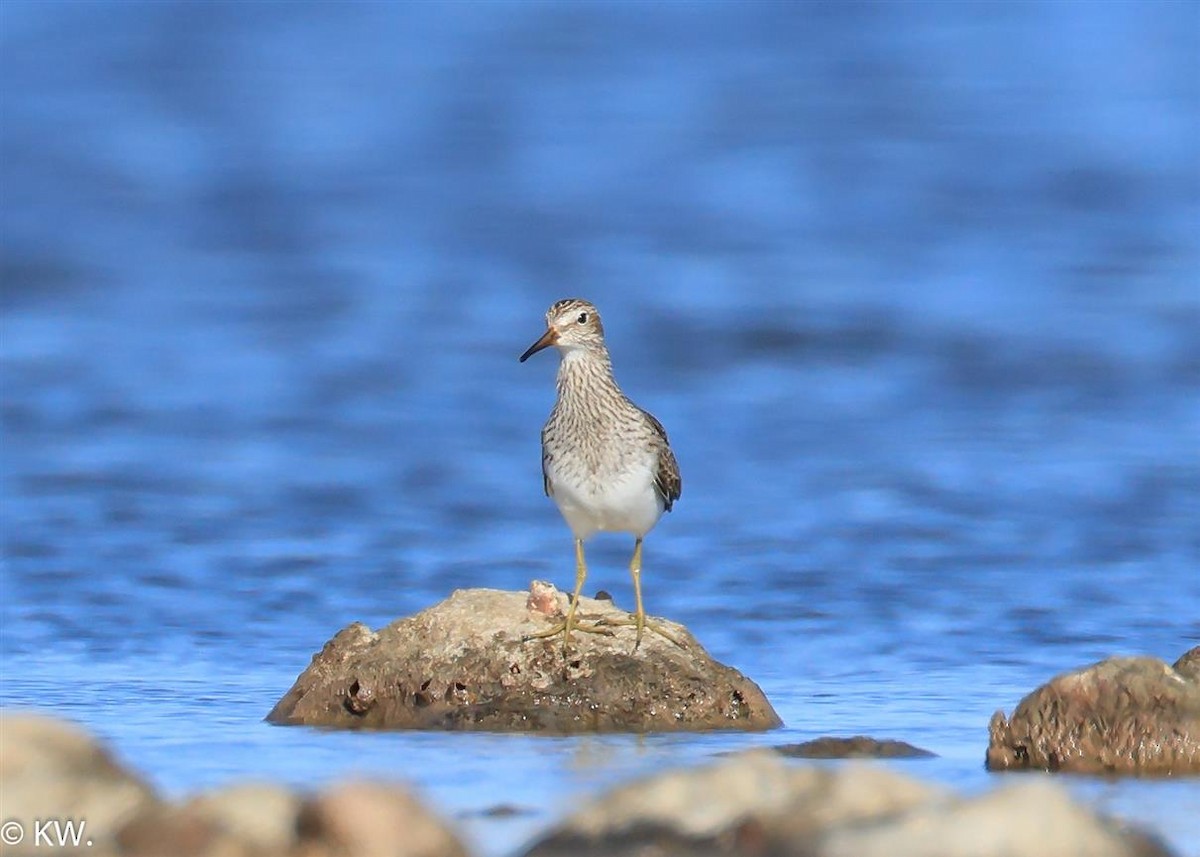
<box><xmin>987</xmin><ymin>646</ymin><xmax>1200</xmax><ymax>775</ymax></box>
<box><xmin>267</xmin><ymin>586</ymin><xmax>781</xmax><ymax>732</ymax></box>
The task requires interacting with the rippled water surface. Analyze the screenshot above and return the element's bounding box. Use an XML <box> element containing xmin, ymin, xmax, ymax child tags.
<box><xmin>2</xmin><ymin>2</ymin><xmax>1199</xmax><ymax>855</ymax></box>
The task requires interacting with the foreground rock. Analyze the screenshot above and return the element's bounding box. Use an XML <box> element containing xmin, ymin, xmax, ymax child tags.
<box><xmin>267</xmin><ymin>586</ymin><xmax>781</xmax><ymax>732</ymax></box>
<box><xmin>521</xmin><ymin>751</ymin><xmax>1174</xmax><ymax>857</ymax></box>
<box><xmin>987</xmin><ymin>647</ymin><xmax>1200</xmax><ymax>775</ymax></box>
<box><xmin>0</xmin><ymin>713</ymin><xmax>467</xmax><ymax>857</ymax></box>
<box><xmin>2</xmin><ymin>713</ymin><xmax>1178</xmax><ymax>857</ymax></box>
<box><xmin>0</xmin><ymin>715</ymin><xmax>159</xmax><ymax>856</ymax></box>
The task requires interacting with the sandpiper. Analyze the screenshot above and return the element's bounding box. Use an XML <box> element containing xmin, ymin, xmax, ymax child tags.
<box><xmin>519</xmin><ymin>298</ymin><xmax>683</xmax><ymax>650</ymax></box>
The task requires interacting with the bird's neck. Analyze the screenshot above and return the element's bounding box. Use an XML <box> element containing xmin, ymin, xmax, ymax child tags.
<box><xmin>555</xmin><ymin>347</ymin><xmax>620</xmax><ymax>403</ymax></box>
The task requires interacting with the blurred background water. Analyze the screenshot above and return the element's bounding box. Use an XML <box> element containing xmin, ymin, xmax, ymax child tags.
<box><xmin>2</xmin><ymin>1</ymin><xmax>1199</xmax><ymax>854</ymax></box>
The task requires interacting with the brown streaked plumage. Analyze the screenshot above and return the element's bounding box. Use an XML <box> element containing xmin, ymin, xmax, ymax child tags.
<box><xmin>520</xmin><ymin>298</ymin><xmax>683</xmax><ymax>651</ymax></box>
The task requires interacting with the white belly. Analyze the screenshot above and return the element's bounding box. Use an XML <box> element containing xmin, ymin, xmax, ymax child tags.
<box><xmin>548</xmin><ymin>462</ymin><xmax>665</xmax><ymax>540</ymax></box>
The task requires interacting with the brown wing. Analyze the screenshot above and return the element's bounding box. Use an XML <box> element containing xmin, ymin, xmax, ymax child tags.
<box><xmin>640</xmin><ymin>408</ymin><xmax>682</xmax><ymax>511</ymax></box>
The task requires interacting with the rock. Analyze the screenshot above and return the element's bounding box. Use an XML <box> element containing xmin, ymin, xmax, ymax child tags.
<box><xmin>267</xmin><ymin>587</ymin><xmax>781</xmax><ymax>732</ymax></box>
<box><xmin>460</xmin><ymin>803</ymin><xmax>534</xmax><ymax>819</ymax></box>
<box><xmin>0</xmin><ymin>714</ymin><xmax>470</xmax><ymax>857</ymax></box>
<box><xmin>522</xmin><ymin>751</ymin><xmax>945</xmax><ymax>856</ymax></box>
<box><xmin>772</xmin><ymin>736</ymin><xmax>935</xmax><ymax>759</ymax></box>
<box><xmin>185</xmin><ymin>783</ymin><xmax>302</xmax><ymax>853</ymax></box>
<box><xmin>1173</xmin><ymin>646</ymin><xmax>1200</xmax><ymax>682</ymax></box>
<box><xmin>987</xmin><ymin>647</ymin><xmax>1200</xmax><ymax>775</ymax></box>
<box><xmin>0</xmin><ymin>713</ymin><xmax>160</xmax><ymax>856</ymax></box>
<box><xmin>820</xmin><ymin>779</ymin><xmax>1173</xmax><ymax>857</ymax></box>
<box><xmin>115</xmin><ymin>805</ymin><xmax>248</xmax><ymax>857</ymax></box>
<box><xmin>294</xmin><ymin>782</ymin><xmax>469</xmax><ymax>857</ymax></box>
<box><xmin>117</xmin><ymin>781</ymin><xmax>468</xmax><ymax>857</ymax></box>
<box><xmin>521</xmin><ymin>751</ymin><xmax>1173</xmax><ymax>857</ymax></box>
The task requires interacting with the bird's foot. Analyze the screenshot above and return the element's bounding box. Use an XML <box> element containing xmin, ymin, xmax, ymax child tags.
<box><xmin>598</xmin><ymin>614</ymin><xmax>686</xmax><ymax>650</ymax></box>
<box><xmin>522</xmin><ymin>619</ymin><xmax>614</xmax><ymax>650</ymax></box>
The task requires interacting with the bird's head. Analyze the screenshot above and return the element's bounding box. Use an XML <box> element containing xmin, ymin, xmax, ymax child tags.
<box><xmin>519</xmin><ymin>298</ymin><xmax>605</xmax><ymax>362</ymax></box>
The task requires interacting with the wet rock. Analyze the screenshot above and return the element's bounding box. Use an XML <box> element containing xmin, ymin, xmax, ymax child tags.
<box><xmin>521</xmin><ymin>751</ymin><xmax>1173</xmax><ymax>857</ymax></box>
<box><xmin>772</xmin><ymin>736</ymin><xmax>935</xmax><ymax>759</ymax></box>
<box><xmin>267</xmin><ymin>587</ymin><xmax>781</xmax><ymax>732</ymax></box>
<box><xmin>294</xmin><ymin>782</ymin><xmax>469</xmax><ymax>857</ymax></box>
<box><xmin>0</xmin><ymin>713</ymin><xmax>160</xmax><ymax>856</ymax></box>
<box><xmin>987</xmin><ymin>647</ymin><xmax>1200</xmax><ymax>775</ymax></box>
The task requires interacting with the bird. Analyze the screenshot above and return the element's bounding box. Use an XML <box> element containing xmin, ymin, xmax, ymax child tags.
<box><xmin>519</xmin><ymin>298</ymin><xmax>683</xmax><ymax>651</ymax></box>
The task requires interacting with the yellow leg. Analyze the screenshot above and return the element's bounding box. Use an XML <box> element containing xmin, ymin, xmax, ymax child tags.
<box><xmin>601</xmin><ymin>539</ymin><xmax>685</xmax><ymax>650</ymax></box>
<box><xmin>563</xmin><ymin>538</ymin><xmax>587</xmax><ymax>643</ymax></box>
<box><xmin>630</xmin><ymin>538</ymin><xmax>646</xmax><ymax>648</ymax></box>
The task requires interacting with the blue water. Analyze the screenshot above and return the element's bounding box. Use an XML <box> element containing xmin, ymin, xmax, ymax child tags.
<box><xmin>2</xmin><ymin>1</ymin><xmax>1199</xmax><ymax>854</ymax></box>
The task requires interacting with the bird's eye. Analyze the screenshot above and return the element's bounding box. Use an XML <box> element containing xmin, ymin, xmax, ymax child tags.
<box><xmin>577</xmin><ymin>312</ymin><xmax>588</xmax><ymax>324</ymax></box>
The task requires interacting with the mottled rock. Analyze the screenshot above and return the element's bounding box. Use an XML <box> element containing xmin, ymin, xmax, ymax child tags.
<box><xmin>267</xmin><ymin>587</ymin><xmax>781</xmax><ymax>732</ymax></box>
<box><xmin>521</xmin><ymin>751</ymin><xmax>1173</xmax><ymax>857</ymax></box>
<box><xmin>294</xmin><ymin>782</ymin><xmax>468</xmax><ymax>857</ymax></box>
<box><xmin>987</xmin><ymin>648</ymin><xmax>1200</xmax><ymax>775</ymax></box>
<box><xmin>0</xmin><ymin>713</ymin><xmax>160</xmax><ymax>857</ymax></box>
<box><xmin>773</xmin><ymin>736</ymin><xmax>935</xmax><ymax>759</ymax></box>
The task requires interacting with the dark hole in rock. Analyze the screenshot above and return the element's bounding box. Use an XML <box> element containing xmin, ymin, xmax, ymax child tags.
<box><xmin>343</xmin><ymin>680</ymin><xmax>372</xmax><ymax>716</ymax></box>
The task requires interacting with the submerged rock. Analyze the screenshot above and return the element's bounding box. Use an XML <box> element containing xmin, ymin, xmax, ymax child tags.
<box><xmin>773</xmin><ymin>736</ymin><xmax>935</xmax><ymax>759</ymax></box>
<box><xmin>987</xmin><ymin>647</ymin><xmax>1200</xmax><ymax>775</ymax></box>
<box><xmin>267</xmin><ymin>586</ymin><xmax>781</xmax><ymax>732</ymax></box>
<box><xmin>521</xmin><ymin>751</ymin><xmax>1174</xmax><ymax>857</ymax></box>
